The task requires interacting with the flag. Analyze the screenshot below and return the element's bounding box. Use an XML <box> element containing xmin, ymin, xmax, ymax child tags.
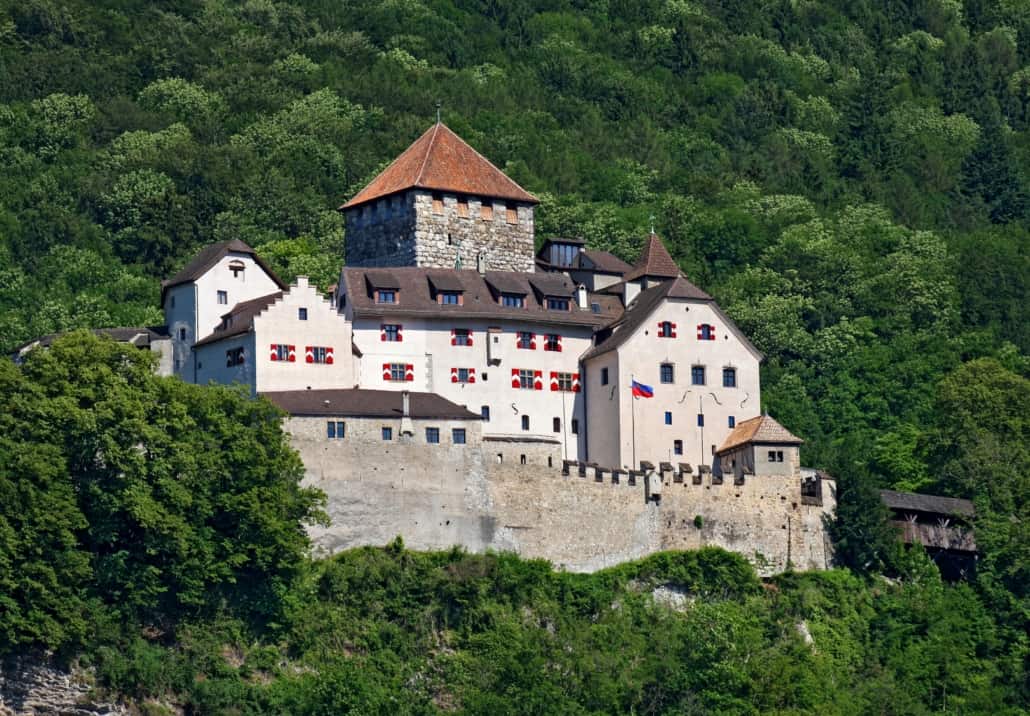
<box><xmin>631</xmin><ymin>380</ymin><xmax>654</xmax><ymax>398</ymax></box>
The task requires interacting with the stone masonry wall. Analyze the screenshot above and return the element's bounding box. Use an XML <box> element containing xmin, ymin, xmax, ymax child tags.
<box><xmin>344</xmin><ymin>192</ymin><xmax>419</xmax><ymax>267</ymax></box>
<box><xmin>291</xmin><ymin>420</ymin><xmax>835</xmax><ymax>575</ymax></box>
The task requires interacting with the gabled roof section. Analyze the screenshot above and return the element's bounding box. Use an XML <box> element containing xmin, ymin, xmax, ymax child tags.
<box><xmin>880</xmin><ymin>490</ymin><xmax>975</xmax><ymax>519</ymax></box>
<box><xmin>341</xmin><ymin>122</ymin><xmax>538</xmax><ymax>210</ymax></box>
<box><xmin>717</xmin><ymin>415</ymin><xmax>803</xmax><ymax>454</ymax></box>
<box><xmin>623</xmin><ymin>233</ymin><xmax>681</xmax><ymax>282</ymax></box>
<box><xmin>262</xmin><ymin>389</ymin><xmax>481</xmax><ymax>420</ymax></box>
<box><xmin>161</xmin><ymin>240</ymin><xmax>287</xmax><ymax>303</ymax></box>
<box><xmin>578</xmin><ymin>249</ymin><xmax>632</xmax><ymax>275</ymax></box>
<box><xmin>193</xmin><ymin>291</ymin><xmax>282</xmax><ymax>347</ymax></box>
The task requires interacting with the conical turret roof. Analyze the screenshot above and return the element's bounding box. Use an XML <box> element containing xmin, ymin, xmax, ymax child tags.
<box><xmin>623</xmin><ymin>233</ymin><xmax>681</xmax><ymax>281</ymax></box>
<box><xmin>341</xmin><ymin>122</ymin><xmax>538</xmax><ymax>209</ymax></box>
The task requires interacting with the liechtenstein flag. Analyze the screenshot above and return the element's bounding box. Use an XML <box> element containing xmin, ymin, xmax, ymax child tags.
<box><xmin>631</xmin><ymin>380</ymin><xmax>654</xmax><ymax>398</ymax></box>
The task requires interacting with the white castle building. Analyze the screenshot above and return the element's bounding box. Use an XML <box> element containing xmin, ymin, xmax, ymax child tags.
<box><xmin>159</xmin><ymin>122</ymin><xmax>765</xmax><ymax>473</ymax></box>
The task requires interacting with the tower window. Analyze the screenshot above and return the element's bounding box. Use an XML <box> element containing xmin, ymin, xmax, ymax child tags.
<box><xmin>481</xmin><ymin>203</ymin><xmax>494</xmax><ymax>221</ymax></box>
<box><xmin>432</xmin><ymin>192</ymin><xmax>443</xmax><ymax>215</ymax></box>
<box><xmin>506</xmin><ymin>203</ymin><xmax>518</xmax><ymax>224</ymax></box>
<box><xmin>457</xmin><ymin>196</ymin><xmax>469</xmax><ymax>218</ymax></box>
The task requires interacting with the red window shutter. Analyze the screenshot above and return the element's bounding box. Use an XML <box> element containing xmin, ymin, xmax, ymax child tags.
<box><xmin>467</xmin><ymin>369</ymin><xmax>476</xmax><ymax>384</ymax></box>
<box><xmin>697</xmin><ymin>324</ymin><xmax>703</xmax><ymax>340</ymax></box>
<box><xmin>467</xmin><ymin>331</ymin><xmax>473</xmax><ymax>347</ymax></box>
<box><xmin>288</xmin><ymin>345</ymin><xmax>296</xmax><ymax>362</ymax></box>
<box><xmin>670</xmin><ymin>323</ymin><xmax>677</xmax><ymax>338</ymax></box>
<box><xmin>534</xmin><ymin>370</ymin><xmax>543</xmax><ymax>390</ymax></box>
<box><xmin>511</xmin><ymin>369</ymin><xmax>520</xmax><ymax>388</ymax></box>
<box><xmin>549</xmin><ymin>371</ymin><xmax>559</xmax><ymax>391</ymax></box>
<box><xmin>529</xmin><ymin>334</ymin><xmax>537</xmax><ymax>350</ymax></box>
<box><xmin>658</xmin><ymin>321</ymin><xmax>664</xmax><ymax>337</ymax></box>
<box><xmin>572</xmin><ymin>373</ymin><xmax>581</xmax><ymax>393</ymax></box>
<box><xmin>380</xmin><ymin>326</ymin><xmax>386</xmax><ymax>342</ymax></box>
<box><xmin>305</xmin><ymin>346</ymin><xmax>314</xmax><ymax>363</ymax></box>
<box><xmin>270</xmin><ymin>344</ymin><xmax>278</xmax><ymax>361</ymax></box>
<box><xmin>382</xmin><ymin>363</ymin><xmax>391</xmax><ymax>380</ymax></box>
<box><xmin>451</xmin><ymin>329</ymin><xmax>456</xmax><ymax>346</ymax></box>
<box><xmin>451</xmin><ymin>367</ymin><xmax>459</xmax><ymax>383</ymax></box>
<box><xmin>397</xmin><ymin>325</ymin><xmax>403</xmax><ymax>342</ymax></box>
<box><xmin>325</xmin><ymin>346</ymin><xmax>334</xmax><ymax>365</ymax></box>
<box><xmin>556</xmin><ymin>335</ymin><xmax>563</xmax><ymax>352</ymax></box>
<box><xmin>405</xmin><ymin>364</ymin><xmax>414</xmax><ymax>382</ymax></box>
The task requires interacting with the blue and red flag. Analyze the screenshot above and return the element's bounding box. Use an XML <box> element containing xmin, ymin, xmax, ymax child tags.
<box><xmin>631</xmin><ymin>380</ymin><xmax>654</xmax><ymax>398</ymax></box>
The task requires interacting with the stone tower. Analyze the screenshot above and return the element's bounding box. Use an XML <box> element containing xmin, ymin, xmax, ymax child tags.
<box><xmin>340</xmin><ymin>122</ymin><xmax>538</xmax><ymax>272</ymax></box>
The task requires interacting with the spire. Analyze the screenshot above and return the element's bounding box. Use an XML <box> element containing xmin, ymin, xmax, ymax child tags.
<box><xmin>623</xmin><ymin>232</ymin><xmax>680</xmax><ymax>282</ymax></box>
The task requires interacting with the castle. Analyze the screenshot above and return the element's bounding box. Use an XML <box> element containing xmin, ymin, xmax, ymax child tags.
<box><xmin>23</xmin><ymin>122</ymin><xmax>839</xmax><ymax>574</ymax></box>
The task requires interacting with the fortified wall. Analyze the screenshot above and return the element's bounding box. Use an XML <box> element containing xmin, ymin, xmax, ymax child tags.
<box><xmin>287</xmin><ymin>417</ymin><xmax>835</xmax><ymax>575</ymax></box>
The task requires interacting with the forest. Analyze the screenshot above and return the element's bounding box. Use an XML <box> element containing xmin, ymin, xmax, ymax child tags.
<box><xmin>0</xmin><ymin>0</ymin><xmax>1027</xmax><ymax>711</ymax></box>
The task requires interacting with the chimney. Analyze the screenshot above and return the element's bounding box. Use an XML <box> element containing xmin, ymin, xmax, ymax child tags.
<box><xmin>402</xmin><ymin>390</ymin><xmax>410</xmax><ymax>417</ymax></box>
<box><xmin>476</xmin><ymin>252</ymin><xmax>487</xmax><ymax>275</ymax></box>
<box><xmin>576</xmin><ymin>284</ymin><xmax>588</xmax><ymax>310</ymax></box>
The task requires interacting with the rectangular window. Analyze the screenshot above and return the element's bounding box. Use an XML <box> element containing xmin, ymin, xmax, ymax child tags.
<box><xmin>298</xmin><ymin>307</ymin><xmax>308</xmax><ymax>320</ymax></box>
<box><xmin>481</xmin><ymin>405</ymin><xmax>490</xmax><ymax>421</ymax></box>
<box><xmin>517</xmin><ymin>331</ymin><xmax>534</xmax><ymax>350</ymax></box>
<box><xmin>453</xmin><ymin>328</ymin><xmax>471</xmax><ymax>346</ymax></box>
<box><xmin>665</xmin><ymin>411</ymin><xmax>672</xmax><ymax>425</ymax></box>
<box><xmin>425</xmin><ymin>427</ymin><xmax>440</xmax><ymax>444</ymax></box>
<box><xmin>382</xmin><ymin>427</ymin><xmax>393</xmax><ymax>441</ymax></box>
<box><xmin>327</xmin><ymin>421</ymin><xmax>345</xmax><ymax>439</ymax></box>
<box><xmin>377</xmin><ymin>290</ymin><xmax>396</xmax><ymax>304</ymax></box>
<box><xmin>502</xmin><ymin>293</ymin><xmax>525</xmax><ymax>308</ymax></box>
<box><xmin>225</xmin><ymin>347</ymin><xmax>245</xmax><ymax>367</ymax></box>
<box><xmin>389</xmin><ymin>363</ymin><xmax>407</xmax><ymax>382</ymax></box>
<box><xmin>660</xmin><ymin>363</ymin><xmax>674</xmax><ymax>384</ymax></box>
<box><xmin>555</xmin><ymin>372</ymin><xmax>574</xmax><ymax>392</ymax></box>
<box><xmin>457</xmin><ymin>197</ymin><xmax>469</xmax><ymax>218</ymax></box>
<box><xmin>481</xmin><ymin>203</ymin><xmax>493</xmax><ymax>221</ymax></box>
<box><xmin>453</xmin><ymin>428</ymin><xmax>467</xmax><ymax>445</ymax></box>
<box><xmin>271</xmin><ymin>344</ymin><xmax>293</xmax><ymax>361</ymax></box>
<box><xmin>658</xmin><ymin>321</ymin><xmax>676</xmax><ymax>338</ymax></box>
<box><xmin>571</xmin><ymin>418</ymin><xmax>579</xmax><ymax>435</ymax></box>
<box><xmin>691</xmin><ymin>365</ymin><xmax>706</xmax><ymax>385</ymax></box>
<box><xmin>457</xmin><ymin>368</ymin><xmax>471</xmax><ymax>383</ymax></box>
<box><xmin>505</xmin><ymin>204</ymin><xmax>518</xmax><ymax>224</ymax></box>
<box><xmin>382</xmin><ymin>324</ymin><xmax>401</xmax><ymax>342</ymax></box>
<box><xmin>697</xmin><ymin>414</ymin><xmax>705</xmax><ymax>427</ymax></box>
<box><xmin>546</xmin><ymin>297</ymin><xmax>570</xmax><ymax>311</ymax></box>
<box><xmin>439</xmin><ymin>291</ymin><xmax>461</xmax><ymax>305</ymax></box>
<box><xmin>698</xmin><ymin>324</ymin><xmax>716</xmax><ymax>340</ymax></box>
<box><xmin>723</xmin><ymin>367</ymin><xmax>737</xmax><ymax>388</ymax></box>
<box><xmin>728</xmin><ymin>415</ymin><xmax>736</xmax><ymax>428</ymax></box>
<box><xmin>309</xmin><ymin>346</ymin><xmax>329</xmax><ymax>364</ymax></box>
<box><xmin>432</xmin><ymin>192</ymin><xmax>443</xmax><ymax>214</ymax></box>
<box><xmin>521</xmin><ymin>415</ymin><xmax>530</xmax><ymax>431</ymax></box>
<box><xmin>601</xmin><ymin>367</ymin><xmax>609</xmax><ymax>385</ymax></box>
<box><xmin>544</xmin><ymin>334</ymin><xmax>561</xmax><ymax>352</ymax></box>
<box><xmin>553</xmin><ymin>417</ymin><xmax>561</xmax><ymax>433</ymax></box>
<box><xmin>674</xmin><ymin>440</ymin><xmax>683</xmax><ymax>456</ymax></box>
<box><xmin>518</xmin><ymin>369</ymin><xmax>535</xmax><ymax>389</ymax></box>
<box><xmin>767</xmin><ymin>450</ymin><xmax>784</xmax><ymax>463</ymax></box>
<box><xmin>217</xmin><ymin>290</ymin><xmax>228</xmax><ymax>305</ymax></box>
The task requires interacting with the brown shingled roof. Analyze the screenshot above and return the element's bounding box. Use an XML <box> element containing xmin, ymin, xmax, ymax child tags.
<box><xmin>880</xmin><ymin>490</ymin><xmax>975</xmax><ymax>519</ymax></box>
<box><xmin>578</xmin><ymin>249</ymin><xmax>632</xmax><ymax>275</ymax></box>
<box><xmin>341</xmin><ymin>122</ymin><xmax>538</xmax><ymax>210</ymax></box>
<box><xmin>193</xmin><ymin>292</ymin><xmax>282</xmax><ymax>347</ymax></box>
<box><xmin>262</xmin><ymin>389</ymin><xmax>481</xmax><ymax>420</ymax></box>
<box><xmin>716</xmin><ymin>415</ymin><xmax>803</xmax><ymax>454</ymax></box>
<box><xmin>161</xmin><ymin>240</ymin><xmax>287</xmax><ymax>304</ymax></box>
<box><xmin>623</xmin><ymin>233</ymin><xmax>681</xmax><ymax>282</ymax></box>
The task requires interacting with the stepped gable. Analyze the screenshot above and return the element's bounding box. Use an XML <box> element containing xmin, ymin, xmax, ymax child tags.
<box><xmin>341</xmin><ymin>122</ymin><xmax>538</xmax><ymax>210</ymax></box>
<box><xmin>193</xmin><ymin>291</ymin><xmax>282</xmax><ymax>346</ymax></box>
<box><xmin>623</xmin><ymin>233</ymin><xmax>681</xmax><ymax>281</ymax></box>
<box><xmin>262</xmin><ymin>388</ymin><xmax>481</xmax><ymax>420</ymax></box>
<box><xmin>717</xmin><ymin>415</ymin><xmax>803</xmax><ymax>454</ymax></box>
<box><xmin>581</xmin><ymin>276</ymin><xmax>712</xmax><ymax>360</ymax></box>
<box><xmin>339</xmin><ymin>267</ymin><xmax>621</xmax><ymax>327</ymax></box>
<box><xmin>161</xmin><ymin>240</ymin><xmax>286</xmax><ymax>302</ymax></box>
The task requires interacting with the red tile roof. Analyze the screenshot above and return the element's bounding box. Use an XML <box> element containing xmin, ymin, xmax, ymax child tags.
<box><xmin>716</xmin><ymin>415</ymin><xmax>803</xmax><ymax>454</ymax></box>
<box><xmin>341</xmin><ymin>122</ymin><xmax>538</xmax><ymax>209</ymax></box>
<box><xmin>623</xmin><ymin>233</ymin><xmax>681</xmax><ymax>281</ymax></box>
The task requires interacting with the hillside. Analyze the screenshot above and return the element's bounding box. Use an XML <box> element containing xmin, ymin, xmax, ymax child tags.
<box><xmin>0</xmin><ymin>0</ymin><xmax>1028</xmax><ymax>710</ymax></box>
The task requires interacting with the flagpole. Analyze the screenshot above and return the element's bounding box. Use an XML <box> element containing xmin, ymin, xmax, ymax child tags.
<box><xmin>631</xmin><ymin>374</ymin><xmax>636</xmax><ymax>470</ymax></box>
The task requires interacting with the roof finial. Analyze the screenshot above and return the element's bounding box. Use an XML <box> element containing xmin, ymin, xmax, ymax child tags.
<box><xmin>649</xmin><ymin>214</ymin><xmax>656</xmax><ymax>235</ymax></box>
<box><xmin>435</xmin><ymin>100</ymin><xmax>442</xmax><ymax>124</ymax></box>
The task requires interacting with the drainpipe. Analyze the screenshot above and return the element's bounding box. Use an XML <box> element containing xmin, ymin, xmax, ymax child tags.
<box><xmin>400</xmin><ymin>390</ymin><xmax>414</xmax><ymax>436</ymax></box>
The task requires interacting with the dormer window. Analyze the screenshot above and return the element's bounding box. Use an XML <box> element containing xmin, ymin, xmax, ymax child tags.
<box><xmin>439</xmin><ymin>291</ymin><xmax>461</xmax><ymax>305</ymax></box>
<box><xmin>546</xmin><ymin>297</ymin><xmax>570</xmax><ymax>311</ymax></box>
<box><xmin>377</xmin><ymin>290</ymin><xmax>396</xmax><ymax>304</ymax></box>
<box><xmin>229</xmin><ymin>260</ymin><xmax>245</xmax><ymax>279</ymax></box>
<box><xmin>501</xmin><ymin>293</ymin><xmax>525</xmax><ymax>308</ymax></box>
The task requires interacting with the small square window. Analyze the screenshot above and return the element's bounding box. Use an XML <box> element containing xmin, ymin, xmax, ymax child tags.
<box><xmin>517</xmin><ymin>331</ymin><xmax>534</xmax><ymax>349</ymax></box>
<box><xmin>382</xmin><ymin>427</ymin><xmax>393</xmax><ymax>441</ymax></box>
<box><xmin>457</xmin><ymin>368</ymin><xmax>471</xmax><ymax>383</ymax></box>
<box><xmin>439</xmin><ymin>291</ymin><xmax>461</xmax><ymax>305</ymax></box>
<box><xmin>664</xmin><ymin>411</ymin><xmax>672</xmax><ymax>425</ymax></box>
<box><xmin>521</xmin><ymin>415</ymin><xmax>530</xmax><ymax>431</ymax></box>
<box><xmin>674</xmin><ymin>440</ymin><xmax>683</xmax><ymax>456</ymax></box>
<box><xmin>217</xmin><ymin>290</ymin><xmax>228</xmax><ymax>305</ymax></box>
<box><xmin>553</xmin><ymin>417</ymin><xmax>561</xmax><ymax>433</ymax></box>
<box><xmin>728</xmin><ymin>415</ymin><xmax>736</xmax><ymax>428</ymax></box>
<box><xmin>377</xmin><ymin>290</ymin><xmax>396</xmax><ymax>304</ymax></box>
<box><xmin>660</xmin><ymin>363</ymin><xmax>674</xmax><ymax>384</ymax></box>
<box><xmin>453</xmin><ymin>328</ymin><xmax>471</xmax><ymax>346</ymax></box>
<box><xmin>298</xmin><ymin>307</ymin><xmax>308</xmax><ymax>320</ymax></box>
<box><xmin>425</xmin><ymin>427</ymin><xmax>440</xmax><ymax>444</ymax></box>
<box><xmin>382</xmin><ymin>324</ymin><xmax>401</xmax><ymax>342</ymax></box>
<box><xmin>544</xmin><ymin>334</ymin><xmax>561</xmax><ymax>352</ymax></box>
<box><xmin>481</xmin><ymin>405</ymin><xmax>490</xmax><ymax>421</ymax></box>
<box><xmin>697</xmin><ymin>414</ymin><xmax>704</xmax><ymax>427</ymax></box>
<box><xmin>452</xmin><ymin>428</ymin><xmax>466</xmax><ymax>445</ymax></box>
<box><xmin>691</xmin><ymin>365</ymin><xmax>706</xmax><ymax>385</ymax></box>
<box><xmin>327</xmin><ymin>421</ymin><xmax>345</xmax><ymax>439</ymax></box>
<box><xmin>601</xmin><ymin>367</ymin><xmax>609</xmax><ymax>385</ymax></box>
